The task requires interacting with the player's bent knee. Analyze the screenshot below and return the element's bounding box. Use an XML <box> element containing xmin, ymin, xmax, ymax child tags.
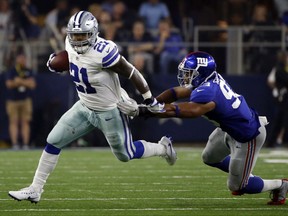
<box><xmin>114</xmin><ymin>153</ymin><xmax>130</xmax><ymax>162</ymax></box>
<box><xmin>227</xmin><ymin>158</ymin><xmax>243</xmax><ymax>191</ymax></box>
<box><xmin>227</xmin><ymin>179</ymin><xmax>241</xmax><ymax>192</ymax></box>
<box><xmin>201</xmin><ymin>151</ymin><xmax>208</xmax><ymax>163</ymax></box>
<box><xmin>201</xmin><ymin>150</ymin><xmax>214</xmax><ymax>164</ymax></box>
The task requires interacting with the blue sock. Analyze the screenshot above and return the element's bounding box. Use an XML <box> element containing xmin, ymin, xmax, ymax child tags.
<box><xmin>239</xmin><ymin>176</ymin><xmax>264</xmax><ymax>194</ymax></box>
<box><xmin>45</xmin><ymin>143</ymin><xmax>61</xmax><ymax>155</ymax></box>
<box><xmin>206</xmin><ymin>155</ymin><xmax>230</xmax><ymax>173</ymax></box>
<box><xmin>132</xmin><ymin>141</ymin><xmax>144</xmax><ymax>159</ymax></box>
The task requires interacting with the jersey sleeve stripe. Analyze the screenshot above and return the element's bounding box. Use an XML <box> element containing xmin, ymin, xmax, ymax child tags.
<box><xmin>103</xmin><ymin>46</ymin><xmax>118</xmax><ymax>63</ymax></box>
<box><xmin>102</xmin><ymin>52</ymin><xmax>120</xmax><ymax>68</ymax></box>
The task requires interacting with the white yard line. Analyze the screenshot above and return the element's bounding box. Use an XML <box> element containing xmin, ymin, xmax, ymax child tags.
<box><xmin>0</xmin><ymin>207</ymin><xmax>287</xmax><ymax>212</ymax></box>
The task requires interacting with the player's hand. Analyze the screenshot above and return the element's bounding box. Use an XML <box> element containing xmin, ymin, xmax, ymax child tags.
<box><xmin>46</xmin><ymin>53</ymin><xmax>57</xmax><ymax>73</ymax></box>
<box><xmin>117</xmin><ymin>98</ymin><xmax>139</xmax><ymax>118</ymax></box>
<box><xmin>142</xmin><ymin>97</ymin><xmax>165</xmax><ymax>113</ymax></box>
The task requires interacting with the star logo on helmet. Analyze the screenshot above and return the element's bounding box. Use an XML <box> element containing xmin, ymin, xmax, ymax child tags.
<box><xmin>86</xmin><ymin>20</ymin><xmax>94</xmax><ymax>27</ymax></box>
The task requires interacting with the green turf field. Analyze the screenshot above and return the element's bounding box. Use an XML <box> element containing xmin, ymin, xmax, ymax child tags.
<box><xmin>0</xmin><ymin>147</ymin><xmax>288</xmax><ymax>216</ymax></box>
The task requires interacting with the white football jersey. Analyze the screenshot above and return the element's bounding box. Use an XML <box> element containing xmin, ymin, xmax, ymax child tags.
<box><xmin>65</xmin><ymin>36</ymin><xmax>122</xmax><ymax>111</ymax></box>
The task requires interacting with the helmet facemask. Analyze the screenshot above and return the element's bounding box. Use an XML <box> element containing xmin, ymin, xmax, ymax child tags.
<box><xmin>177</xmin><ymin>65</ymin><xmax>199</xmax><ymax>89</ymax></box>
<box><xmin>68</xmin><ymin>31</ymin><xmax>96</xmax><ymax>54</ymax></box>
<box><xmin>67</xmin><ymin>11</ymin><xmax>98</xmax><ymax>54</ymax></box>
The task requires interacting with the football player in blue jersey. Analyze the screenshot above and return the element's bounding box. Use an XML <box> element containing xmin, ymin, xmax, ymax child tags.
<box><xmin>8</xmin><ymin>11</ymin><xmax>176</xmax><ymax>203</ymax></box>
<box><xmin>118</xmin><ymin>51</ymin><xmax>288</xmax><ymax>205</ymax></box>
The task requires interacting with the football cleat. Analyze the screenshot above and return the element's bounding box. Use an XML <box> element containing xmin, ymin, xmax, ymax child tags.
<box><xmin>8</xmin><ymin>186</ymin><xmax>43</xmax><ymax>204</ymax></box>
<box><xmin>267</xmin><ymin>179</ymin><xmax>288</xmax><ymax>205</ymax></box>
<box><xmin>159</xmin><ymin>136</ymin><xmax>177</xmax><ymax>166</ymax></box>
<box><xmin>231</xmin><ymin>190</ymin><xmax>244</xmax><ymax>196</ymax></box>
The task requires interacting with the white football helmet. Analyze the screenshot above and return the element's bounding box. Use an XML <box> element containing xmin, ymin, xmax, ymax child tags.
<box><xmin>67</xmin><ymin>11</ymin><xmax>99</xmax><ymax>54</ymax></box>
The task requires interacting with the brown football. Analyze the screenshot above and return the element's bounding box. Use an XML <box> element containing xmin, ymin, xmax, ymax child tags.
<box><xmin>50</xmin><ymin>50</ymin><xmax>69</xmax><ymax>72</ymax></box>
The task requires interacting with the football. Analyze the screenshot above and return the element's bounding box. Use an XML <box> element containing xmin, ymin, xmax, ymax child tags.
<box><xmin>50</xmin><ymin>50</ymin><xmax>69</xmax><ymax>72</ymax></box>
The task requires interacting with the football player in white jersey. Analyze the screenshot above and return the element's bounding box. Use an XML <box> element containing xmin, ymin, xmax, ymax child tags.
<box><xmin>8</xmin><ymin>11</ymin><xmax>177</xmax><ymax>203</ymax></box>
<box><xmin>118</xmin><ymin>51</ymin><xmax>288</xmax><ymax>205</ymax></box>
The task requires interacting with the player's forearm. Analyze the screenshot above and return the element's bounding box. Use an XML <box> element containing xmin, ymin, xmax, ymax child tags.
<box><xmin>129</xmin><ymin>68</ymin><xmax>150</xmax><ymax>95</ymax></box>
<box><xmin>139</xmin><ymin>102</ymin><xmax>213</xmax><ymax>119</ymax></box>
<box><xmin>110</xmin><ymin>56</ymin><xmax>150</xmax><ymax>95</ymax></box>
<box><xmin>156</xmin><ymin>88</ymin><xmax>178</xmax><ymax>103</ymax></box>
<box><xmin>138</xmin><ymin>103</ymin><xmax>191</xmax><ymax>118</ymax></box>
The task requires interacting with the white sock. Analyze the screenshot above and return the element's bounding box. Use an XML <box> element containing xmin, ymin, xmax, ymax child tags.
<box><xmin>261</xmin><ymin>179</ymin><xmax>282</xmax><ymax>192</ymax></box>
<box><xmin>31</xmin><ymin>150</ymin><xmax>60</xmax><ymax>191</ymax></box>
<box><xmin>276</xmin><ymin>138</ymin><xmax>283</xmax><ymax>144</ymax></box>
<box><xmin>140</xmin><ymin>140</ymin><xmax>166</xmax><ymax>158</ymax></box>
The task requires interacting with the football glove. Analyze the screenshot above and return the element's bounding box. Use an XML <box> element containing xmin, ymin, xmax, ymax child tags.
<box><xmin>46</xmin><ymin>53</ymin><xmax>57</xmax><ymax>73</ymax></box>
<box><xmin>117</xmin><ymin>97</ymin><xmax>139</xmax><ymax>118</ymax></box>
<box><xmin>142</xmin><ymin>97</ymin><xmax>165</xmax><ymax>113</ymax></box>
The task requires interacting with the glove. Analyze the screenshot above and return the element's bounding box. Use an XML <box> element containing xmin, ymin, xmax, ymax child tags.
<box><xmin>117</xmin><ymin>97</ymin><xmax>139</xmax><ymax>118</ymax></box>
<box><xmin>46</xmin><ymin>53</ymin><xmax>57</xmax><ymax>73</ymax></box>
<box><xmin>142</xmin><ymin>97</ymin><xmax>165</xmax><ymax>113</ymax></box>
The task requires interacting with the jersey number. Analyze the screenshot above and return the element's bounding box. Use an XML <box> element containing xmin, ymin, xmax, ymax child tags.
<box><xmin>70</xmin><ymin>63</ymin><xmax>96</xmax><ymax>94</ymax></box>
<box><xmin>219</xmin><ymin>79</ymin><xmax>241</xmax><ymax>109</ymax></box>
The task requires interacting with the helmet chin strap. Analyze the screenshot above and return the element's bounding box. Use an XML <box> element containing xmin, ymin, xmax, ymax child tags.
<box><xmin>74</xmin><ymin>42</ymin><xmax>91</xmax><ymax>54</ymax></box>
<box><xmin>184</xmin><ymin>84</ymin><xmax>192</xmax><ymax>89</ymax></box>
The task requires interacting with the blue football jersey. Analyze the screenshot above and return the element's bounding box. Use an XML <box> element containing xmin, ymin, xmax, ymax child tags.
<box><xmin>190</xmin><ymin>74</ymin><xmax>260</xmax><ymax>143</ymax></box>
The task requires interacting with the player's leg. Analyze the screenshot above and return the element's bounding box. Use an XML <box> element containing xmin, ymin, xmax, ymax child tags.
<box><xmin>20</xmin><ymin>98</ymin><xmax>33</xmax><ymax>149</ymax></box>
<box><xmin>6</xmin><ymin>101</ymin><xmax>20</xmax><ymax>149</ymax></box>
<box><xmin>201</xmin><ymin>128</ymin><xmax>231</xmax><ymax>172</ymax></box>
<box><xmin>98</xmin><ymin>108</ymin><xmax>176</xmax><ymax>165</ymax></box>
<box><xmin>227</xmin><ymin>117</ymin><xmax>286</xmax><ymax>203</ymax></box>
<box><xmin>8</xmin><ymin>101</ymin><xmax>94</xmax><ymax>203</ymax></box>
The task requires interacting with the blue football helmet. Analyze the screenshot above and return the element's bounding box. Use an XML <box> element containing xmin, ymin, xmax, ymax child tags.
<box><xmin>67</xmin><ymin>11</ymin><xmax>99</xmax><ymax>54</ymax></box>
<box><xmin>177</xmin><ymin>51</ymin><xmax>217</xmax><ymax>88</ymax></box>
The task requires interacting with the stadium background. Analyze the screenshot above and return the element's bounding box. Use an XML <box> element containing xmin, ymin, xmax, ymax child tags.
<box><xmin>0</xmin><ymin>0</ymin><xmax>286</xmax><ymax>148</ymax></box>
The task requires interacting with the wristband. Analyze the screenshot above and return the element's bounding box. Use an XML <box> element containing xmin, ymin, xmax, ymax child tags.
<box><xmin>170</xmin><ymin>88</ymin><xmax>178</xmax><ymax>101</ymax></box>
<box><xmin>142</xmin><ymin>91</ymin><xmax>152</xmax><ymax>100</ymax></box>
<box><xmin>138</xmin><ymin>106</ymin><xmax>156</xmax><ymax>117</ymax></box>
<box><xmin>128</xmin><ymin>67</ymin><xmax>135</xmax><ymax>79</ymax></box>
<box><xmin>174</xmin><ymin>105</ymin><xmax>180</xmax><ymax>117</ymax></box>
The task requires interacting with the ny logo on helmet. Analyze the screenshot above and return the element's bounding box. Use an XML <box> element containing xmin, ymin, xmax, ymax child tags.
<box><xmin>197</xmin><ymin>57</ymin><xmax>208</xmax><ymax>67</ymax></box>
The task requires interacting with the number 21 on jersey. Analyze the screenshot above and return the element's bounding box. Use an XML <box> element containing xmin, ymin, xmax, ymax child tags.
<box><xmin>70</xmin><ymin>63</ymin><xmax>96</xmax><ymax>94</ymax></box>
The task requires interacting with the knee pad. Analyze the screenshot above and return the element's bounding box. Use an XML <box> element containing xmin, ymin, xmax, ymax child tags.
<box><xmin>201</xmin><ymin>150</ymin><xmax>211</xmax><ymax>164</ymax></box>
<box><xmin>202</xmin><ymin>128</ymin><xmax>229</xmax><ymax>164</ymax></box>
<box><xmin>47</xmin><ymin>123</ymin><xmax>70</xmax><ymax>148</ymax></box>
<box><xmin>106</xmin><ymin>133</ymin><xmax>130</xmax><ymax>162</ymax></box>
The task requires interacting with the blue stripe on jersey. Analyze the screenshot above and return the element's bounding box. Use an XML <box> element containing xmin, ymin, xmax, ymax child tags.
<box><xmin>103</xmin><ymin>52</ymin><xmax>120</xmax><ymax>68</ymax></box>
<box><xmin>103</xmin><ymin>46</ymin><xmax>118</xmax><ymax>63</ymax></box>
<box><xmin>102</xmin><ymin>46</ymin><xmax>118</xmax><ymax>64</ymax></box>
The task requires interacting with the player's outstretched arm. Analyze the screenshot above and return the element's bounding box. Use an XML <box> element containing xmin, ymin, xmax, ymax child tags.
<box><xmin>117</xmin><ymin>99</ymin><xmax>215</xmax><ymax>119</ymax></box>
<box><xmin>156</xmin><ymin>87</ymin><xmax>192</xmax><ymax>103</ymax></box>
<box><xmin>159</xmin><ymin>102</ymin><xmax>216</xmax><ymax>118</ymax></box>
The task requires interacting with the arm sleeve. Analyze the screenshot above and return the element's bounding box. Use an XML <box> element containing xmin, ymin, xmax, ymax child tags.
<box><xmin>190</xmin><ymin>85</ymin><xmax>215</xmax><ymax>104</ymax></box>
<box><xmin>102</xmin><ymin>41</ymin><xmax>121</xmax><ymax>68</ymax></box>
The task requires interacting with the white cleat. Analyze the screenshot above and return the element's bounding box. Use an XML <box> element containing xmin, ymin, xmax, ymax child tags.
<box><xmin>8</xmin><ymin>186</ymin><xmax>43</xmax><ymax>204</ymax></box>
<box><xmin>159</xmin><ymin>136</ymin><xmax>177</xmax><ymax>166</ymax></box>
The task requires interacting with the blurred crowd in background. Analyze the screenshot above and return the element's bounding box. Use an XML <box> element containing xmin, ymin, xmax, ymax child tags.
<box><xmin>1</xmin><ymin>0</ymin><xmax>288</xmax><ymax>149</ymax></box>
<box><xmin>0</xmin><ymin>0</ymin><xmax>288</xmax><ymax>75</ymax></box>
